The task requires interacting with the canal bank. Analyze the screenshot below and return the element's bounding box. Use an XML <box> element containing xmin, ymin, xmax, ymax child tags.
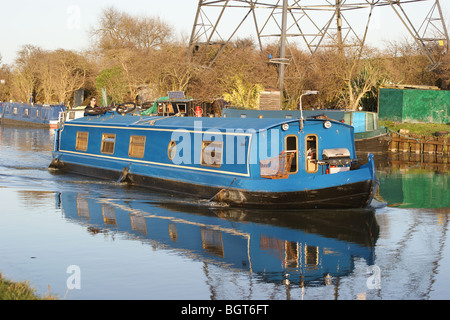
<box><xmin>379</xmin><ymin>122</ymin><xmax>449</xmax><ymax>156</ymax></box>
<box><xmin>0</xmin><ymin>272</ymin><xmax>56</xmax><ymax>300</ymax></box>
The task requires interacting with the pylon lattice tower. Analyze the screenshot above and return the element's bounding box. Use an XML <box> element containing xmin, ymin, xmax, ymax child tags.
<box><xmin>187</xmin><ymin>0</ymin><xmax>449</xmax><ymax>92</ymax></box>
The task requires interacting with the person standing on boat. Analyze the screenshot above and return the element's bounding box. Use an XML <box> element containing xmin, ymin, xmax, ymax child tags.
<box><xmin>84</xmin><ymin>97</ymin><xmax>102</xmax><ymax>115</ymax></box>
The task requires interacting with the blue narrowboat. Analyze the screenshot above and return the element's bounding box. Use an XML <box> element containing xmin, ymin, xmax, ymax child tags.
<box><xmin>0</xmin><ymin>102</ymin><xmax>66</xmax><ymax>129</ymax></box>
<box><xmin>49</xmin><ymin>111</ymin><xmax>378</xmax><ymax>209</ymax></box>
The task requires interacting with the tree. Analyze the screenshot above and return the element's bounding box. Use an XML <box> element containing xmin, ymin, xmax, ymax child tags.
<box><xmin>92</xmin><ymin>7</ymin><xmax>173</xmax><ymax>51</ymax></box>
<box><xmin>0</xmin><ymin>64</ymin><xmax>12</xmax><ymax>101</ymax></box>
<box><xmin>439</xmin><ymin>52</ymin><xmax>450</xmax><ymax>89</ymax></box>
<box><xmin>10</xmin><ymin>45</ymin><xmax>43</xmax><ymax>102</ymax></box>
<box><xmin>96</xmin><ymin>66</ymin><xmax>128</xmax><ymax>104</ymax></box>
<box><xmin>157</xmin><ymin>45</ymin><xmax>196</xmax><ymax>94</ymax></box>
<box><xmin>382</xmin><ymin>40</ymin><xmax>440</xmax><ymax>87</ymax></box>
<box><xmin>222</xmin><ymin>75</ymin><xmax>264</xmax><ymax>109</ymax></box>
<box><xmin>51</xmin><ymin>50</ymin><xmax>88</xmax><ymax>105</ymax></box>
<box><xmin>36</xmin><ymin>50</ymin><xmax>89</xmax><ymax>105</ymax></box>
<box><xmin>342</xmin><ymin>59</ymin><xmax>388</xmax><ymax>110</ymax></box>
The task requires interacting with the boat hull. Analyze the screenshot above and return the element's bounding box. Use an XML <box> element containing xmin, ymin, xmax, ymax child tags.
<box><xmin>50</xmin><ymin>159</ymin><xmax>378</xmax><ymax>209</ymax></box>
<box><xmin>355</xmin><ymin>127</ymin><xmax>392</xmax><ymax>153</ymax></box>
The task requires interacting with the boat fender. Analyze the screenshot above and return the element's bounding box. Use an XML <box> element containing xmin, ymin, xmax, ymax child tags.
<box><xmin>211</xmin><ymin>188</ymin><xmax>247</xmax><ymax>204</ymax></box>
<box><xmin>117</xmin><ymin>163</ymin><xmax>132</xmax><ymax>183</ymax></box>
<box><xmin>49</xmin><ymin>158</ymin><xmax>64</xmax><ymax>169</ymax></box>
<box><xmin>209</xmin><ymin>178</ymin><xmax>237</xmax><ymax>203</ymax></box>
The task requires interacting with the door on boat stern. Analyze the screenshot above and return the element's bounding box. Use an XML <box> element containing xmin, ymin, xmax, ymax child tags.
<box><xmin>285</xmin><ymin>135</ymin><xmax>298</xmax><ymax>174</ymax></box>
<box><xmin>305</xmin><ymin>134</ymin><xmax>318</xmax><ymax>173</ymax></box>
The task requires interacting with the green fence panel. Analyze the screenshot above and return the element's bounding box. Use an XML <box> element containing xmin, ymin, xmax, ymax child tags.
<box><xmin>379</xmin><ymin>88</ymin><xmax>449</xmax><ymax>123</ymax></box>
<box><xmin>379</xmin><ymin>88</ymin><xmax>404</xmax><ymax>122</ymax></box>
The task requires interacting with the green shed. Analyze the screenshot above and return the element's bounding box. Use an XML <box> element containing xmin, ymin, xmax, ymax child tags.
<box><xmin>378</xmin><ymin>87</ymin><xmax>449</xmax><ymax>124</ymax></box>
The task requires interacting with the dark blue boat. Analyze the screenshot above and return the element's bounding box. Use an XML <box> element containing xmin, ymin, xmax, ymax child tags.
<box><xmin>0</xmin><ymin>102</ymin><xmax>66</xmax><ymax>129</ymax></box>
<box><xmin>49</xmin><ymin>110</ymin><xmax>378</xmax><ymax>208</ymax></box>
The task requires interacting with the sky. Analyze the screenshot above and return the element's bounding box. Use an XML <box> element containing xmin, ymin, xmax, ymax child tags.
<box><xmin>0</xmin><ymin>0</ymin><xmax>449</xmax><ymax>66</ymax></box>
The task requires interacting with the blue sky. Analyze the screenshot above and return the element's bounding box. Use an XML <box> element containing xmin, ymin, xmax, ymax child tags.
<box><xmin>0</xmin><ymin>0</ymin><xmax>448</xmax><ymax>65</ymax></box>
<box><xmin>0</xmin><ymin>0</ymin><xmax>198</xmax><ymax>64</ymax></box>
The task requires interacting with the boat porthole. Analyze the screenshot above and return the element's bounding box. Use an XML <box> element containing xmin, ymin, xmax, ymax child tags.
<box><xmin>168</xmin><ymin>140</ymin><xmax>177</xmax><ymax>160</ymax></box>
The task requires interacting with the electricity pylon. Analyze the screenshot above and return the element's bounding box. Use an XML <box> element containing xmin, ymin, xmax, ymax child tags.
<box><xmin>187</xmin><ymin>0</ymin><xmax>449</xmax><ymax>91</ymax></box>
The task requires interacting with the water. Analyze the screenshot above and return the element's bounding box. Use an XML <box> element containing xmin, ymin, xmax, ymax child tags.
<box><xmin>0</xmin><ymin>125</ymin><xmax>448</xmax><ymax>300</ymax></box>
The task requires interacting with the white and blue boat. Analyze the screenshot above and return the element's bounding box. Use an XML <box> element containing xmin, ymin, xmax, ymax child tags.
<box><xmin>50</xmin><ymin>110</ymin><xmax>378</xmax><ymax>209</ymax></box>
<box><xmin>0</xmin><ymin>102</ymin><xmax>66</xmax><ymax>129</ymax></box>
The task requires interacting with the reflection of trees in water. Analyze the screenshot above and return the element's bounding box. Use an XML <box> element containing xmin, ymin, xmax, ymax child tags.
<box><xmin>16</xmin><ymin>190</ymin><xmax>55</xmax><ymax>208</ymax></box>
<box><xmin>0</xmin><ymin>126</ymin><xmax>54</xmax><ymax>153</ymax></box>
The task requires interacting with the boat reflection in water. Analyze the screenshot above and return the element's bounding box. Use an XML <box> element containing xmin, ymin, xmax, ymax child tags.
<box><xmin>57</xmin><ymin>192</ymin><xmax>379</xmax><ymax>286</ymax></box>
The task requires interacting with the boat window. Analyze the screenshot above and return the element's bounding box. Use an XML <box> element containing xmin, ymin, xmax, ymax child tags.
<box><xmin>305</xmin><ymin>134</ymin><xmax>318</xmax><ymax>173</ymax></box>
<box><xmin>201</xmin><ymin>141</ymin><xmax>223</xmax><ymax>168</ymax></box>
<box><xmin>366</xmin><ymin>112</ymin><xmax>376</xmax><ymax>131</ymax></box>
<box><xmin>75</xmin><ymin>131</ymin><xmax>89</xmax><ymax>151</ymax></box>
<box><xmin>24</xmin><ymin>109</ymin><xmax>29</xmax><ymax>116</ymax></box>
<box><xmin>128</xmin><ymin>135</ymin><xmax>146</xmax><ymax>159</ymax></box>
<box><xmin>167</xmin><ymin>140</ymin><xmax>177</xmax><ymax>160</ymax></box>
<box><xmin>344</xmin><ymin>112</ymin><xmax>352</xmax><ymax>125</ymax></box>
<box><xmin>176</xmin><ymin>103</ymin><xmax>187</xmax><ymax>114</ymax></box>
<box><xmin>36</xmin><ymin>110</ymin><xmax>39</xmax><ymax>118</ymax></box>
<box><xmin>13</xmin><ymin>107</ymin><xmax>17</xmax><ymax>115</ymax></box>
<box><xmin>101</xmin><ymin>133</ymin><xmax>116</xmax><ymax>155</ymax></box>
<box><xmin>285</xmin><ymin>135</ymin><xmax>298</xmax><ymax>174</ymax></box>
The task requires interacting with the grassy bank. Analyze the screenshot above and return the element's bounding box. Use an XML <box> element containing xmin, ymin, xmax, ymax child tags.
<box><xmin>0</xmin><ymin>273</ymin><xmax>57</xmax><ymax>300</ymax></box>
<box><xmin>379</xmin><ymin>121</ymin><xmax>450</xmax><ymax>136</ymax></box>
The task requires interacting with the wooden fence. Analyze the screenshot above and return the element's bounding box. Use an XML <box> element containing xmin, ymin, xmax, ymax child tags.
<box><xmin>388</xmin><ymin>134</ymin><xmax>449</xmax><ymax>156</ymax></box>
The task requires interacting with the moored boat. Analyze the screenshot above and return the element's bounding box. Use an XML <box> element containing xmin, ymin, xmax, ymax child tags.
<box><xmin>344</xmin><ymin>111</ymin><xmax>392</xmax><ymax>153</ymax></box>
<box><xmin>0</xmin><ymin>102</ymin><xmax>66</xmax><ymax>129</ymax></box>
<box><xmin>49</xmin><ymin>110</ymin><xmax>378</xmax><ymax>209</ymax></box>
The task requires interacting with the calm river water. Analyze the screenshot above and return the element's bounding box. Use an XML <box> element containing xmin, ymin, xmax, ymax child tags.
<box><xmin>0</xmin><ymin>125</ymin><xmax>448</xmax><ymax>300</ymax></box>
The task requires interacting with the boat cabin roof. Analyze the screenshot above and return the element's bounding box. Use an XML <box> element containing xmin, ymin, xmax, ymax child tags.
<box><xmin>223</xmin><ymin>108</ymin><xmax>345</xmax><ymax>121</ymax></box>
<box><xmin>67</xmin><ymin>113</ymin><xmax>350</xmax><ymax>133</ymax></box>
